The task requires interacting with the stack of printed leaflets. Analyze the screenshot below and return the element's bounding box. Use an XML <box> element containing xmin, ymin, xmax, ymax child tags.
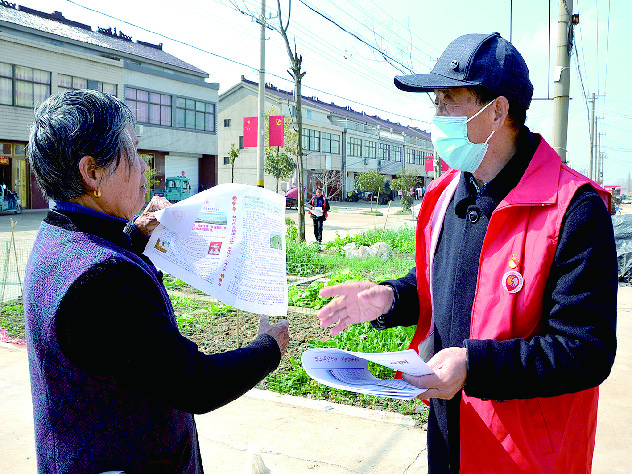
<box><xmin>301</xmin><ymin>347</ymin><xmax>434</xmax><ymax>400</ymax></box>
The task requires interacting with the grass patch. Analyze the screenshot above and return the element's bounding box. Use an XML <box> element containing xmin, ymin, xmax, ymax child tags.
<box><xmin>266</xmin><ymin>322</ymin><xmax>428</xmax><ymax>423</ymax></box>
<box><xmin>0</xmin><ymin>300</ymin><xmax>25</xmax><ymax>340</ymax></box>
<box><xmin>5</xmin><ymin>226</ymin><xmax>427</xmax><ymax>423</ymax></box>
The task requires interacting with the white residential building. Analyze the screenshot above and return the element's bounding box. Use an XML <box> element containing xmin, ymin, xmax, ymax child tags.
<box><xmin>0</xmin><ymin>3</ymin><xmax>218</xmax><ymax>208</ymax></box>
<box><xmin>218</xmin><ymin>77</ymin><xmax>435</xmax><ymax>200</ymax></box>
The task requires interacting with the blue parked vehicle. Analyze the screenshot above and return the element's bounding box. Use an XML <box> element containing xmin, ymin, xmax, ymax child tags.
<box><xmin>150</xmin><ymin>176</ymin><xmax>192</xmax><ymax>203</ymax></box>
<box><xmin>0</xmin><ymin>184</ymin><xmax>21</xmax><ymax>214</ymax></box>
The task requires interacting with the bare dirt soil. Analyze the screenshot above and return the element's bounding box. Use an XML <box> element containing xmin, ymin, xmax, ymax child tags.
<box><xmin>181</xmin><ymin>307</ymin><xmax>329</xmax><ymax>383</ymax></box>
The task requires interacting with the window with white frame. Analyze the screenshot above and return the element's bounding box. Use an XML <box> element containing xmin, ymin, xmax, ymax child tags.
<box><xmin>176</xmin><ymin>97</ymin><xmax>216</xmax><ymax>132</ymax></box>
<box><xmin>417</xmin><ymin>150</ymin><xmax>425</xmax><ymax>165</ymax></box>
<box><xmin>125</xmin><ymin>87</ymin><xmax>172</xmax><ymax>126</ymax></box>
<box><xmin>406</xmin><ymin>148</ymin><xmax>415</xmax><ymax>164</ymax></box>
<box><xmin>363</xmin><ymin>140</ymin><xmax>376</xmax><ymax>158</ymax></box>
<box><xmin>0</xmin><ymin>63</ymin><xmax>11</xmax><ymax>105</ymax></box>
<box><xmin>379</xmin><ymin>143</ymin><xmax>391</xmax><ymax>160</ymax></box>
<box><xmin>392</xmin><ymin>145</ymin><xmax>402</xmax><ymax>162</ymax></box>
<box><xmin>321</xmin><ymin>132</ymin><xmax>340</xmax><ymax>154</ymax></box>
<box><xmin>0</xmin><ymin>62</ymin><xmax>51</xmax><ymax>107</ymax></box>
<box><xmin>59</xmin><ymin>75</ymin><xmax>117</xmax><ymax>96</ymax></box>
<box><xmin>347</xmin><ymin>137</ymin><xmax>362</xmax><ymax>157</ymax></box>
<box><xmin>302</xmin><ymin>128</ymin><xmax>320</xmax><ymax>152</ymax></box>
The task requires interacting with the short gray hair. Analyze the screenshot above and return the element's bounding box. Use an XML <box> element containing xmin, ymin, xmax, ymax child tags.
<box><xmin>28</xmin><ymin>89</ymin><xmax>135</xmax><ymax>200</ymax></box>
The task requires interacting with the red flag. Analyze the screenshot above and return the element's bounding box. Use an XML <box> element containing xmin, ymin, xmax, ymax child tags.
<box><xmin>425</xmin><ymin>156</ymin><xmax>449</xmax><ymax>172</ymax></box>
<box><xmin>424</xmin><ymin>157</ymin><xmax>434</xmax><ymax>172</ymax></box>
<box><xmin>269</xmin><ymin>115</ymin><xmax>284</xmax><ymax>147</ymax></box>
<box><xmin>243</xmin><ymin>117</ymin><xmax>257</xmax><ymax>147</ymax></box>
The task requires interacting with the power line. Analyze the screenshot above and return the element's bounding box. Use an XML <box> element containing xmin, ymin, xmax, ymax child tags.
<box><xmin>595</xmin><ymin>0</ymin><xmax>600</xmax><ymax>95</ymax></box>
<box><xmin>63</xmin><ymin>0</ymin><xmax>429</xmax><ymax>126</ymax></box>
<box><xmin>603</xmin><ymin>0</ymin><xmax>611</xmax><ymax>97</ymax></box>
<box><xmin>296</xmin><ymin>0</ymin><xmax>415</xmax><ymax>74</ymax></box>
<box><xmin>218</xmin><ymin>0</ymin><xmax>431</xmax><ymax>121</ymax></box>
<box><xmin>328</xmin><ymin>0</ymin><xmax>437</xmax><ymax>68</ymax></box>
<box><xmin>64</xmin><ymin>0</ymin><xmax>255</xmax><ymax>71</ymax></box>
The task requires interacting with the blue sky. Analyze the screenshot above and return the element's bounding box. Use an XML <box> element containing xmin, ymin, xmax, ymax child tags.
<box><xmin>10</xmin><ymin>0</ymin><xmax>631</xmax><ymax>186</ymax></box>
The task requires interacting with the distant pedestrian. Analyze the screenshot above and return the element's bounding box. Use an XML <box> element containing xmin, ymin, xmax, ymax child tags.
<box><xmin>309</xmin><ymin>187</ymin><xmax>329</xmax><ymax>244</ymax></box>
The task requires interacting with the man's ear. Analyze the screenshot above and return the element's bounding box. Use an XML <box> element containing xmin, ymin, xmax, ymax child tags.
<box><xmin>492</xmin><ymin>96</ymin><xmax>511</xmax><ymax>130</ymax></box>
<box><xmin>77</xmin><ymin>155</ymin><xmax>102</xmax><ymax>193</ymax></box>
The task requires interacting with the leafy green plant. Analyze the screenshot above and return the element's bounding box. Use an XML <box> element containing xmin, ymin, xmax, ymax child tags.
<box><xmin>286</xmin><ymin>217</ymin><xmax>298</xmax><ymax>242</ymax></box>
<box><xmin>206</xmin><ymin>302</ymin><xmax>234</xmax><ymax>317</ymax></box>
<box><xmin>163</xmin><ymin>276</ymin><xmax>189</xmax><ymax>290</ymax></box>
<box><xmin>326</xmin><ymin>227</ymin><xmax>416</xmax><ymax>255</ymax></box>
<box><xmin>0</xmin><ymin>302</ymin><xmax>25</xmax><ymax>340</ymax></box>
<box><xmin>286</xmin><ymin>239</ymin><xmax>323</xmax><ymax>276</ymax></box>
<box><xmin>355</xmin><ymin>170</ymin><xmax>386</xmax><ymax>211</ymax></box>
<box><xmin>391</xmin><ymin>168</ymin><xmax>420</xmax><ymax>211</ymax></box>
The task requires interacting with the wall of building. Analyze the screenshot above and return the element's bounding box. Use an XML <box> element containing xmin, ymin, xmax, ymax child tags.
<box><xmin>217</xmin><ymin>88</ymin><xmax>282</xmax><ymax>190</ymax></box>
<box><xmin>0</xmin><ymin>21</ymin><xmax>219</xmax><ymax>208</ymax></box>
<box><xmin>0</xmin><ymin>30</ymin><xmax>124</xmax><ymax>208</ymax></box>
<box><xmin>218</xmin><ymin>82</ymin><xmax>436</xmax><ymax>200</ymax></box>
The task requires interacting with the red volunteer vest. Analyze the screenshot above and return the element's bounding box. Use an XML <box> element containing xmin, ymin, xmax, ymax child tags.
<box><xmin>410</xmin><ymin>136</ymin><xmax>610</xmax><ymax>473</ymax></box>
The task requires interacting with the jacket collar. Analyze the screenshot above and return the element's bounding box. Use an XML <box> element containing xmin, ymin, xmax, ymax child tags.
<box><xmin>500</xmin><ymin>134</ymin><xmax>562</xmax><ymax>207</ymax></box>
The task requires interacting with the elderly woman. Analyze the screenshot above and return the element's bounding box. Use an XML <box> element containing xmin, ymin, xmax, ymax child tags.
<box><xmin>24</xmin><ymin>90</ymin><xmax>289</xmax><ymax>473</ymax></box>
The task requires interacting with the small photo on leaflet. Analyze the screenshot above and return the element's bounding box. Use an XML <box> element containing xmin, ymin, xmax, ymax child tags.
<box><xmin>269</xmin><ymin>232</ymin><xmax>282</xmax><ymax>250</ymax></box>
<box><xmin>208</xmin><ymin>241</ymin><xmax>222</xmax><ymax>255</ymax></box>
<box><xmin>196</xmin><ymin>209</ymin><xmax>228</xmax><ymax>226</ymax></box>
<box><xmin>155</xmin><ymin>238</ymin><xmax>170</xmax><ymax>254</ymax></box>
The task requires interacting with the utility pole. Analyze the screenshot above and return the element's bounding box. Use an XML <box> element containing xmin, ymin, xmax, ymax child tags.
<box><xmin>589</xmin><ymin>93</ymin><xmax>595</xmax><ymax>180</ymax></box>
<box><xmin>434</xmin><ymin>151</ymin><xmax>440</xmax><ymax>179</ymax></box>
<box><xmin>552</xmin><ymin>0</ymin><xmax>574</xmax><ymax>163</ymax></box>
<box><xmin>256</xmin><ymin>0</ymin><xmax>266</xmax><ymax>188</ymax></box>
<box><xmin>598</xmin><ymin>130</ymin><xmax>605</xmax><ymax>184</ymax></box>
<box><xmin>593</xmin><ymin>118</ymin><xmax>599</xmax><ymax>182</ymax></box>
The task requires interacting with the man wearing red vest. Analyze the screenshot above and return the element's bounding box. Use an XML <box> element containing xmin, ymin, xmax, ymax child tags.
<box><xmin>318</xmin><ymin>33</ymin><xmax>617</xmax><ymax>473</ymax></box>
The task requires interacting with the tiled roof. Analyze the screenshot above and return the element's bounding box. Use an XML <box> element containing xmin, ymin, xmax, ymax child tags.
<box><xmin>0</xmin><ymin>4</ymin><xmax>208</xmax><ymax>76</ymax></box>
<box><xmin>241</xmin><ymin>78</ymin><xmax>430</xmax><ymax>140</ymax></box>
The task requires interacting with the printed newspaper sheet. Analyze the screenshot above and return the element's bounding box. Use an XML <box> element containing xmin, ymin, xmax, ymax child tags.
<box><xmin>301</xmin><ymin>348</ymin><xmax>434</xmax><ymax>399</ymax></box>
<box><xmin>144</xmin><ymin>183</ymin><xmax>287</xmax><ymax>316</ymax></box>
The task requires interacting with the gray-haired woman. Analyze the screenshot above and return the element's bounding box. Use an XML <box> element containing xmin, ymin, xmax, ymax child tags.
<box><xmin>24</xmin><ymin>90</ymin><xmax>289</xmax><ymax>473</ymax></box>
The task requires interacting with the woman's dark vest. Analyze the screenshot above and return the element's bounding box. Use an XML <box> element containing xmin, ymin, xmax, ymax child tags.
<box><xmin>24</xmin><ymin>221</ymin><xmax>201</xmax><ymax>473</ymax></box>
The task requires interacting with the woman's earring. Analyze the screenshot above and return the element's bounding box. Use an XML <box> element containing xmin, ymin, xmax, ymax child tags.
<box><xmin>93</xmin><ymin>188</ymin><xmax>102</xmax><ymax>198</ymax></box>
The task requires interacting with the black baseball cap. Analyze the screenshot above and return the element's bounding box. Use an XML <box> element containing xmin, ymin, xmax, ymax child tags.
<box><xmin>394</xmin><ymin>32</ymin><xmax>533</xmax><ymax>108</ymax></box>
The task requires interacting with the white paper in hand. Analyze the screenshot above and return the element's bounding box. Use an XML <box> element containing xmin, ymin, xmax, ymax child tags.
<box><xmin>301</xmin><ymin>348</ymin><xmax>434</xmax><ymax>400</ymax></box>
<box><xmin>144</xmin><ymin>183</ymin><xmax>288</xmax><ymax>316</ymax></box>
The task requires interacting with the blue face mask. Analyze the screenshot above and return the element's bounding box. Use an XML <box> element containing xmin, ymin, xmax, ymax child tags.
<box><xmin>430</xmin><ymin>100</ymin><xmax>495</xmax><ymax>173</ymax></box>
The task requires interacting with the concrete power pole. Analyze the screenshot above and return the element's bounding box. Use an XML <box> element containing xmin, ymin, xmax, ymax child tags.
<box><xmin>589</xmin><ymin>93</ymin><xmax>595</xmax><ymax>180</ymax></box>
<box><xmin>552</xmin><ymin>0</ymin><xmax>574</xmax><ymax>163</ymax></box>
<box><xmin>256</xmin><ymin>0</ymin><xmax>266</xmax><ymax>188</ymax></box>
<box><xmin>598</xmin><ymin>130</ymin><xmax>605</xmax><ymax>184</ymax></box>
<box><xmin>594</xmin><ymin>118</ymin><xmax>600</xmax><ymax>183</ymax></box>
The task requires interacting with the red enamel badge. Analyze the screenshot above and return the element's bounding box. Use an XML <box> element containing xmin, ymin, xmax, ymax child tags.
<box><xmin>502</xmin><ymin>270</ymin><xmax>524</xmax><ymax>293</ymax></box>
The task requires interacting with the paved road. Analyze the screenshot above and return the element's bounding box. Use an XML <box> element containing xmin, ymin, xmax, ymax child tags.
<box><xmin>0</xmin><ymin>210</ymin><xmax>47</xmax><ymax>303</ymax></box>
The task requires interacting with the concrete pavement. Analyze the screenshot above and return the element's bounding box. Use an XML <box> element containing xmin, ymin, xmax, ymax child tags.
<box><xmin>2</xmin><ymin>287</ymin><xmax>631</xmax><ymax>472</ymax></box>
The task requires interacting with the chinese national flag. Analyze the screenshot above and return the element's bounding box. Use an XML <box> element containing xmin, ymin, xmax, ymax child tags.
<box><xmin>243</xmin><ymin>117</ymin><xmax>257</xmax><ymax>147</ymax></box>
<box><xmin>425</xmin><ymin>156</ymin><xmax>449</xmax><ymax>172</ymax></box>
<box><xmin>424</xmin><ymin>157</ymin><xmax>434</xmax><ymax>172</ymax></box>
<box><xmin>269</xmin><ymin>115</ymin><xmax>284</xmax><ymax>147</ymax></box>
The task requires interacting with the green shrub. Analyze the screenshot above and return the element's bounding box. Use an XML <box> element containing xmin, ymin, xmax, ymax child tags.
<box><xmin>326</xmin><ymin>227</ymin><xmax>416</xmax><ymax>255</ymax></box>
